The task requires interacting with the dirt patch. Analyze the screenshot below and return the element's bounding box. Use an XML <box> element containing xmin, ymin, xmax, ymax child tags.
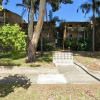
<box><xmin>0</xmin><ymin>84</ymin><xmax>100</xmax><ymax>100</ymax></box>
<box><xmin>74</xmin><ymin>51</ymin><xmax>100</xmax><ymax>71</ymax></box>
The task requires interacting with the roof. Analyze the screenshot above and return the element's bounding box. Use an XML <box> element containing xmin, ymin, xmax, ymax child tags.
<box><xmin>1</xmin><ymin>8</ymin><xmax>21</xmax><ymax>17</ymax></box>
<box><xmin>66</xmin><ymin>21</ymin><xmax>89</xmax><ymax>23</ymax></box>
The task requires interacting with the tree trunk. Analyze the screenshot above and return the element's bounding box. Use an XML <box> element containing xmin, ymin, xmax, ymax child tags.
<box><xmin>4</xmin><ymin>9</ymin><xmax>5</xmax><ymax>25</ymax></box>
<box><xmin>28</xmin><ymin>0</ymin><xmax>46</xmax><ymax>62</ymax></box>
<box><xmin>28</xmin><ymin>7</ymin><xmax>30</xmax><ymax>23</ymax></box>
<box><xmin>41</xmin><ymin>31</ymin><xmax>43</xmax><ymax>56</ymax></box>
<box><xmin>27</xmin><ymin>0</ymin><xmax>34</xmax><ymax>61</ymax></box>
<box><xmin>63</xmin><ymin>26</ymin><xmax>66</xmax><ymax>50</ymax></box>
<box><xmin>92</xmin><ymin>10</ymin><xmax>95</xmax><ymax>52</ymax></box>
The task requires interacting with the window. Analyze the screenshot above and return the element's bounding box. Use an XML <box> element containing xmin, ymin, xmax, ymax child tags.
<box><xmin>78</xmin><ymin>34</ymin><xmax>83</xmax><ymax>38</ymax></box>
<box><xmin>47</xmin><ymin>33</ymin><xmax>49</xmax><ymax>37</ymax></box>
<box><xmin>55</xmin><ymin>39</ymin><xmax>58</xmax><ymax>43</ymax></box>
<box><xmin>81</xmin><ymin>25</ymin><xmax>84</xmax><ymax>27</ymax></box>
<box><xmin>67</xmin><ymin>34</ymin><xmax>72</xmax><ymax>38</ymax></box>
<box><xmin>69</xmin><ymin>25</ymin><xmax>72</xmax><ymax>27</ymax></box>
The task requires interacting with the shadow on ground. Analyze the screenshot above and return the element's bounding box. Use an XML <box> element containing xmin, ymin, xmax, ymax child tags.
<box><xmin>36</xmin><ymin>52</ymin><xmax>52</xmax><ymax>62</ymax></box>
<box><xmin>0</xmin><ymin>74</ymin><xmax>31</xmax><ymax>97</ymax></box>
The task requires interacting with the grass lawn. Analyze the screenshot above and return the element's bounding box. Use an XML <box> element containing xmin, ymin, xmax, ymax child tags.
<box><xmin>73</xmin><ymin>51</ymin><xmax>100</xmax><ymax>71</ymax></box>
<box><xmin>0</xmin><ymin>51</ymin><xmax>54</xmax><ymax>68</ymax></box>
<box><xmin>0</xmin><ymin>84</ymin><xmax>100</xmax><ymax>100</ymax></box>
<box><xmin>0</xmin><ymin>51</ymin><xmax>100</xmax><ymax>71</ymax></box>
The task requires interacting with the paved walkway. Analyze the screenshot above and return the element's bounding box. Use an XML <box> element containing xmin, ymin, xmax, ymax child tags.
<box><xmin>0</xmin><ymin>62</ymin><xmax>100</xmax><ymax>84</ymax></box>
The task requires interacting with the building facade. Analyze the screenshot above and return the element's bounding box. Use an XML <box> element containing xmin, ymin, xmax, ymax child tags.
<box><xmin>0</xmin><ymin>9</ymin><xmax>22</xmax><ymax>25</ymax></box>
<box><xmin>65</xmin><ymin>22</ymin><xmax>87</xmax><ymax>40</ymax></box>
<box><xmin>21</xmin><ymin>21</ymin><xmax>56</xmax><ymax>45</ymax></box>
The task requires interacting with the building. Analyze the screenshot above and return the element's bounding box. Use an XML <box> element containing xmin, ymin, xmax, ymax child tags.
<box><xmin>0</xmin><ymin>9</ymin><xmax>22</xmax><ymax>25</ymax></box>
<box><xmin>21</xmin><ymin>21</ymin><xmax>56</xmax><ymax>45</ymax></box>
<box><xmin>0</xmin><ymin>0</ymin><xmax>3</xmax><ymax>6</ymax></box>
<box><xmin>65</xmin><ymin>22</ymin><xmax>88</xmax><ymax>40</ymax></box>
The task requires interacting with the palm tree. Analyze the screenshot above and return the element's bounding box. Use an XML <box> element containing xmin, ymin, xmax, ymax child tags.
<box><xmin>16</xmin><ymin>0</ymin><xmax>39</xmax><ymax>23</ymax></box>
<box><xmin>77</xmin><ymin>0</ymin><xmax>100</xmax><ymax>51</ymax></box>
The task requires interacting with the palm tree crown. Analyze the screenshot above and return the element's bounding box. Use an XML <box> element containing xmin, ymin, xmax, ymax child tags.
<box><xmin>16</xmin><ymin>0</ymin><xmax>39</xmax><ymax>23</ymax></box>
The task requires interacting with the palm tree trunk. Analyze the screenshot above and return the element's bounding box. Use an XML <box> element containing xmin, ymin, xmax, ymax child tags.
<box><xmin>92</xmin><ymin>10</ymin><xmax>95</xmax><ymax>52</ymax></box>
<box><xmin>28</xmin><ymin>0</ymin><xmax>46</xmax><ymax>62</ymax></box>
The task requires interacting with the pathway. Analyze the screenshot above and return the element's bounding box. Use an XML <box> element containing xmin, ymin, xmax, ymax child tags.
<box><xmin>0</xmin><ymin>63</ymin><xmax>100</xmax><ymax>84</ymax></box>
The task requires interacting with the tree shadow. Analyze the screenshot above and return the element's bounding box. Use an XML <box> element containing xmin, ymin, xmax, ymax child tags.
<box><xmin>0</xmin><ymin>74</ymin><xmax>31</xmax><ymax>97</ymax></box>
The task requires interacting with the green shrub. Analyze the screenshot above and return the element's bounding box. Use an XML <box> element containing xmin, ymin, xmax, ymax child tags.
<box><xmin>0</xmin><ymin>6</ymin><xmax>3</xmax><ymax>11</ymax></box>
<box><xmin>0</xmin><ymin>24</ymin><xmax>27</xmax><ymax>52</ymax></box>
<box><xmin>63</xmin><ymin>38</ymin><xmax>92</xmax><ymax>51</ymax></box>
<box><xmin>37</xmin><ymin>38</ymin><xmax>57</xmax><ymax>51</ymax></box>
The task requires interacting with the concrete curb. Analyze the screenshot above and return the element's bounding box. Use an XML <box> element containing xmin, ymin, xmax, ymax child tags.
<box><xmin>0</xmin><ymin>66</ymin><xmax>59</xmax><ymax>74</ymax></box>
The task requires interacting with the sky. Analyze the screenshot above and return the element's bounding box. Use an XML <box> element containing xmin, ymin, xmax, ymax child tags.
<box><xmin>2</xmin><ymin>0</ymin><xmax>99</xmax><ymax>24</ymax></box>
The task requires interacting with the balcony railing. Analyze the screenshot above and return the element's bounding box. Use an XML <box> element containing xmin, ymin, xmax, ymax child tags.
<box><xmin>67</xmin><ymin>27</ymin><xmax>86</xmax><ymax>32</ymax></box>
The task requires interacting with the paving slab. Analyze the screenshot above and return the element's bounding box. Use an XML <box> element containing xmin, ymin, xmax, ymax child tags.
<box><xmin>37</xmin><ymin>74</ymin><xmax>67</xmax><ymax>84</ymax></box>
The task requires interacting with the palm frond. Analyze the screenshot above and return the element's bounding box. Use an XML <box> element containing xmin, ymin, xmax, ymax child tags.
<box><xmin>16</xmin><ymin>4</ymin><xmax>27</xmax><ymax>8</ymax></box>
<box><xmin>77</xmin><ymin>2</ymin><xmax>92</xmax><ymax>16</ymax></box>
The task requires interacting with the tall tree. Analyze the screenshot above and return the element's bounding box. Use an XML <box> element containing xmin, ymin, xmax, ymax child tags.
<box><xmin>28</xmin><ymin>0</ymin><xmax>73</xmax><ymax>62</ymax></box>
<box><xmin>77</xmin><ymin>0</ymin><xmax>100</xmax><ymax>51</ymax></box>
<box><xmin>3</xmin><ymin>0</ymin><xmax>73</xmax><ymax>62</ymax></box>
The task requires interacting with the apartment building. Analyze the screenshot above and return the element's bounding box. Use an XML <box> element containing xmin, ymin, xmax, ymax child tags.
<box><xmin>0</xmin><ymin>9</ymin><xmax>22</xmax><ymax>25</ymax></box>
<box><xmin>21</xmin><ymin>21</ymin><xmax>55</xmax><ymax>45</ymax></box>
<box><xmin>65</xmin><ymin>22</ymin><xmax>88</xmax><ymax>40</ymax></box>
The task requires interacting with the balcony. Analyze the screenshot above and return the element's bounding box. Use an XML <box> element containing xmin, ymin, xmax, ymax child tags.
<box><xmin>67</xmin><ymin>27</ymin><xmax>86</xmax><ymax>32</ymax></box>
<box><xmin>0</xmin><ymin>17</ymin><xmax>9</xmax><ymax>24</ymax></box>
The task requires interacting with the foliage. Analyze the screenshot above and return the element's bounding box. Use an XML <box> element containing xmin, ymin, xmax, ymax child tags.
<box><xmin>0</xmin><ymin>24</ymin><xmax>27</xmax><ymax>52</ymax></box>
<box><xmin>0</xmin><ymin>6</ymin><xmax>3</xmax><ymax>11</ymax></box>
<box><xmin>37</xmin><ymin>38</ymin><xmax>57</xmax><ymax>51</ymax></box>
<box><xmin>63</xmin><ymin>38</ymin><xmax>92</xmax><ymax>51</ymax></box>
<box><xmin>77</xmin><ymin>0</ymin><xmax>100</xmax><ymax>16</ymax></box>
<box><xmin>16</xmin><ymin>0</ymin><xmax>39</xmax><ymax>21</ymax></box>
<box><xmin>48</xmin><ymin>0</ymin><xmax>73</xmax><ymax>12</ymax></box>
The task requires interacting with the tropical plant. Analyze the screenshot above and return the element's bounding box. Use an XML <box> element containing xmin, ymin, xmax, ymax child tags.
<box><xmin>77</xmin><ymin>0</ymin><xmax>100</xmax><ymax>51</ymax></box>
<box><xmin>16</xmin><ymin>0</ymin><xmax>39</xmax><ymax>22</ymax></box>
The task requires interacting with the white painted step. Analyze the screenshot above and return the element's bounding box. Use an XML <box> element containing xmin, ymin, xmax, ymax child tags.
<box><xmin>37</xmin><ymin>74</ymin><xmax>67</xmax><ymax>84</ymax></box>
